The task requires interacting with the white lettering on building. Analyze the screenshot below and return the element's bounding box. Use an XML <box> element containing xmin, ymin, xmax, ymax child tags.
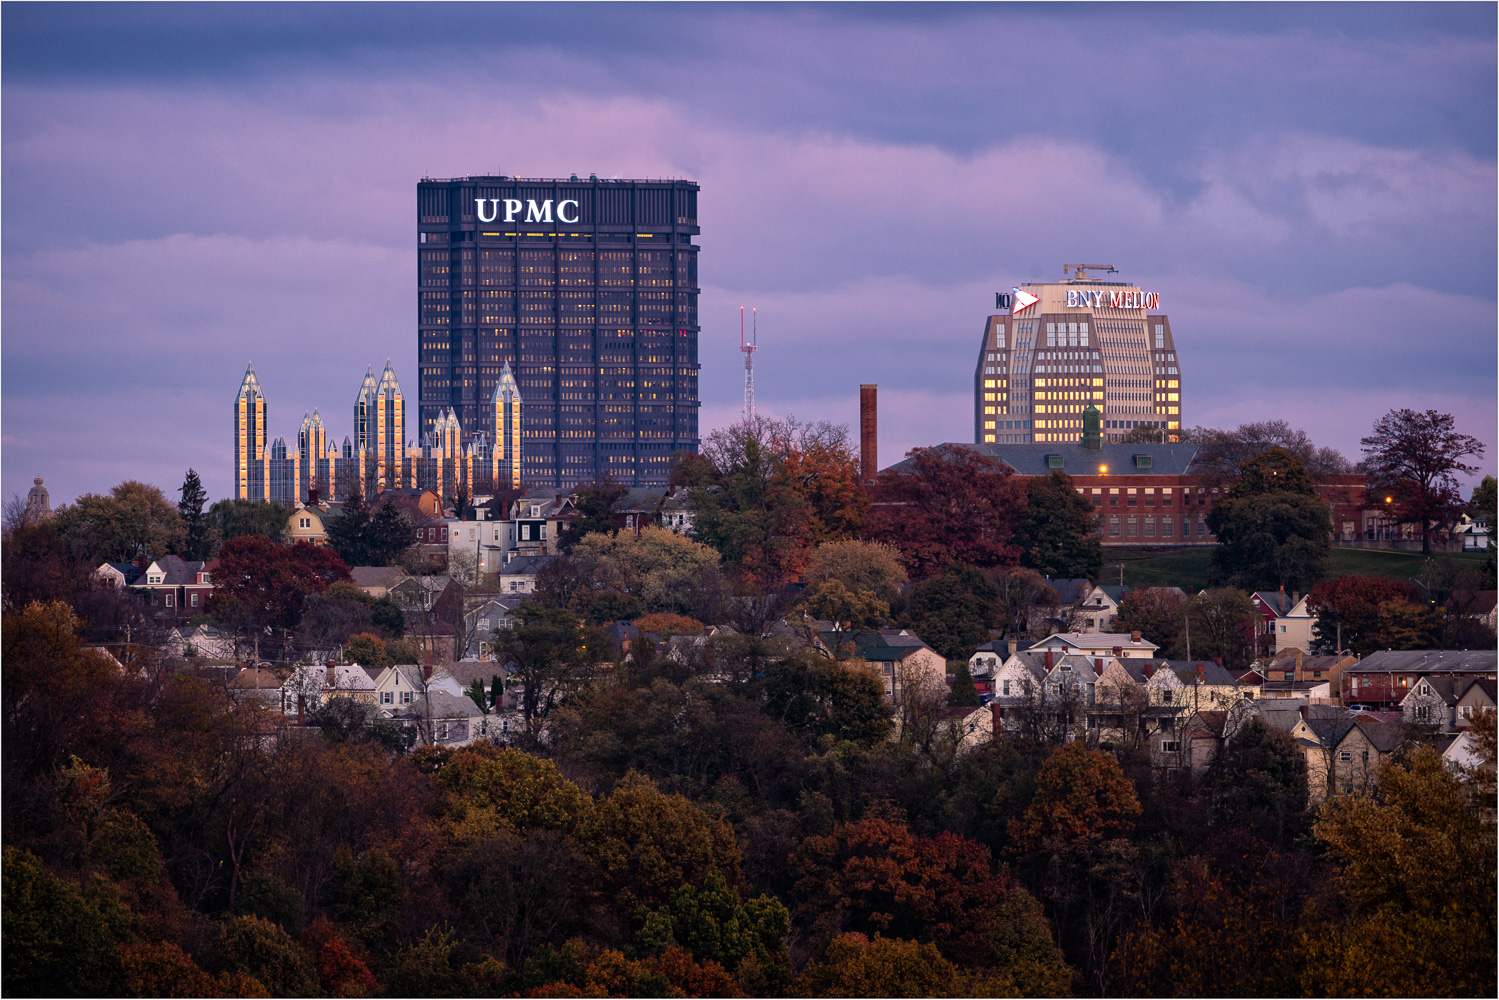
<box><xmin>475</xmin><ymin>198</ymin><xmax>582</xmax><ymax>225</ymax></box>
<box><xmin>1066</xmin><ymin>289</ymin><xmax>1160</xmax><ymax>309</ymax></box>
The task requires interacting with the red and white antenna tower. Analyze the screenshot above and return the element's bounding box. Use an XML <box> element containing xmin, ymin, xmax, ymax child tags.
<box><xmin>740</xmin><ymin>306</ymin><xmax>758</xmax><ymax>421</ymax></box>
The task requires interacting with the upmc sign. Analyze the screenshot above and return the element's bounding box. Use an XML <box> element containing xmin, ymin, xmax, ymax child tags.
<box><xmin>475</xmin><ymin>198</ymin><xmax>581</xmax><ymax>224</ymax></box>
<box><xmin>1066</xmin><ymin>288</ymin><xmax>1159</xmax><ymax>309</ymax></box>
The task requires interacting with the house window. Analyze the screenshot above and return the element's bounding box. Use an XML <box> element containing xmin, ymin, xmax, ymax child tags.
<box><xmin>190</xmin><ymin>593</ymin><xmax>199</xmax><ymax>607</ymax></box>
<box><xmin>382</xmin><ymin>692</ymin><xmax>393</xmax><ymax>704</ymax></box>
<box><xmin>402</xmin><ymin>691</ymin><xmax>413</xmax><ymax>704</ymax></box>
<box><xmin>1003</xmin><ymin>680</ymin><xmax>1011</xmax><ymax>695</ymax></box>
<box><xmin>1161</xmin><ymin>740</ymin><xmax>1180</xmax><ymax>753</ymax></box>
<box><xmin>164</xmin><ymin>593</ymin><xmax>174</xmax><ymax>608</ymax></box>
<box><xmin>480</xmin><ymin>618</ymin><xmax>491</xmax><ymax>630</ymax></box>
<box><xmin>1338</xmin><ymin>751</ymin><xmax>1352</xmax><ymax>763</ymax></box>
<box><xmin>1162</xmin><ymin>690</ymin><xmax>1173</xmax><ymax>704</ymax></box>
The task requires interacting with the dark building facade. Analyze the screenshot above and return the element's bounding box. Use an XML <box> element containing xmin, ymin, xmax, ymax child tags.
<box><xmin>417</xmin><ymin>175</ymin><xmax>701</xmax><ymax>487</ymax></box>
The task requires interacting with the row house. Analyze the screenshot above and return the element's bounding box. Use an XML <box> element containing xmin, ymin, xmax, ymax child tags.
<box><xmin>1342</xmin><ymin>649</ymin><xmax>1497</xmax><ymax>712</ymax></box>
<box><xmin>820</xmin><ymin>629</ymin><xmax>947</xmax><ymax>708</ymax></box>
<box><xmin>1027</xmin><ymin>630</ymin><xmax>1160</xmax><ymax>659</ymax></box>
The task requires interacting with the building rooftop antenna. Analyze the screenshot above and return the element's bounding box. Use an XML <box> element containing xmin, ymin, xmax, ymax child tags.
<box><xmin>741</xmin><ymin>306</ymin><xmax>758</xmax><ymax>422</ymax></box>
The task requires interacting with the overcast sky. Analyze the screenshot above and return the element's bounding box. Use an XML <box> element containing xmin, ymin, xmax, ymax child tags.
<box><xmin>4</xmin><ymin>2</ymin><xmax>1495</xmax><ymax>508</ymax></box>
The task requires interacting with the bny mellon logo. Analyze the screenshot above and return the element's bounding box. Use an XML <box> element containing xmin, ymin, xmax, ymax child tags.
<box><xmin>1011</xmin><ymin>288</ymin><xmax>1039</xmax><ymax>314</ymax></box>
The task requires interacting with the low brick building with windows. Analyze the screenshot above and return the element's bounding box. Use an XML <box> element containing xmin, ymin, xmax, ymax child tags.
<box><xmin>878</xmin><ymin>435</ymin><xmax>1371</xmax><ymax>548</ymax></box>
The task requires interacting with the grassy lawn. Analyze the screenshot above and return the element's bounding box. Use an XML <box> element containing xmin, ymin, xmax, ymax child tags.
<box><xmin>1100</xmin><ymin>546</ymin><xmax>1489</xmax><ymax>593</ymax></box>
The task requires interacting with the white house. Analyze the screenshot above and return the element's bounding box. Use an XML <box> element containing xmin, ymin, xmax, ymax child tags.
<box><xmin>1251</xmin><ymin>591</ymin><xmax>1314</xmax><ymax>655</ymax></box>
<box><xmin>1027</xmin><ymin>631</ymin><xmax>1160</xmax><ymax>659</ymax></box>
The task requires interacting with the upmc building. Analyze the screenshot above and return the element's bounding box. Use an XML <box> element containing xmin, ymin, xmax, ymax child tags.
<box><xmin>417</xmin><ymin>176</ymin><xmax>701</xmax><ymax>487</ymax></box>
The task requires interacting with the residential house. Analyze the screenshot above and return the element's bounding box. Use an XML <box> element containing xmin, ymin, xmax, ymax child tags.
<box><xmin>168</xmin><ymin>624</ymin><xmax>238</xmax><ymax>660</ymax></box>
<box><xmin>1342</xmin><ymin>649</ymin><xmax>1498</xmax><ymax>711</ymax></box>
<box><xmin>1078</xmin><ymin>585</ymin><xmax>1129</xmax><ymax>632</ymax></box>
<box><xmin>967</xmin><ymin>640</ymin><xmax>1009</xmax><ymax>698</ymax></box>
<box><xmin>349</xmin><ymin>566</ymin><xmax>409</xmax><ymax>599</ymax></box>
<box><xmin>615</xmin><ymin>488</ymin><xmax>668</xmax><ymax>536</ymax></box>
<box><xmin>823</xmin><ymin>629</ymin><xmax>946</xmax><ymax>708</ymax></box>
<box><xmin>96</xmin><ymin>561</ymin><xmax>142</xmax><ymax>588</ymax></box>
<box><xmin>1259</xmin><ymin>678</ymin><xmax>1333</xmax><ymax>701</ymax></box>
<box><xmin>929</xmin><ymin>705</ymin><xmax>993</xmax><ymax>752</ymax></box>
<box><xmin>1144</xmin><ymin>660</ymin><xmax>1247</xmax><ymax>712</ymax></box>
<box><xmin>497</xmin><ymin>554</ymin><xmax>551</xmax><ymax>595</ymax></box>
<box><xmin>1442</xmin><ymin>728</ymin><xmax>1491</xmax><ymax>773</ymax></box>
<box><xmin>287</xmin><ymin>504</ymin><xmax>333</xmax><ymax>545</ymax></box>
<box><xmin>132</xmin><ymin>555</ymin><xmax>215</xmax><ymax>619</ymax></box>
<box><xmin>1452</xmin><ymin>515</ymin><xmax>1492</xmax><ymax>553</ymax></box>
<box><xmin>281</xmin><ymin>664</ymin><xmax>379</xmax><ymax>719</ymax></box>
<box><xmin>389</xmin><ymin>574</ymin><xmax>454</xmax><ymax>618</ymax></box>
<box><xmin>1445</xmin><ymin>590</ymin><xmax>1498</xmax><ymax>632</ymax></box>
<box><xmin>1028</xmin><ymin>631</ymin><xmax>1161</xmax><ymax>659</ymax></box>
<box><xmin>1454</xmin><ymin>679</ymin><xmax>1496</xmax><ymax>729</ymax></box>
<box><xmin>228</xmin><ymin>667</ymin><xmax>285</xmax><ymax>708</ymax></box>
<box><xmin>1327</xmin><ymin>715</ymin><xmax>1407</xmax><ymax>797</ymax></box>
<box><xmin>372</xmin><ymin>664</ymin><xmax>436</xmax><ymax>712</ymax></box>
<box><xmin>1250</xmin><ymin>590</ymin><xmax>1314</xmax><ymax>655</ymax></box>
<box><xmin>462</xmin><ymin>597</ymin><xmax>525</xmax><ymax>659</ymax></box>
<box><xmin>659</xmin><ymin>486</ymin><xmax>698</xmax><ymax>536</ymax></box>
<box><xmin>445</xmin><ymin>660</ymin><xmax>508</xmax><ymax>710</ymax></box>
<box><xmin>1261</xmin><ymin>649</ymin><xmax>1355</xmax><ymax>700</ymax></box>
<box><xmin>1400</xmin><ymin>676</ymin><xmax>1466</xmax><ymax>730</ymax></box>
<box><xmin>988</xmin><ymin>649</ymin><xmax>1087</xmax><ymax>741</ymax></box>
<box><xmin>388</xmin><ymin>690</ymin><xmax>487</xmax><ymax>747</ymax></box>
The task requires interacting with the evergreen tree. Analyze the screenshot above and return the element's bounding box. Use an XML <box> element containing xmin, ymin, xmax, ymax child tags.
<box><xmin>366</xmin><ymin>499</ymin><xmax>413</xmax><ymax>566</ymax></box>
<box><xmin>902</xmin><ymin>564</ymin><xmax>1000</xmax><ymax>662</ymax></box>
<box><xmin>177</xmin><ymin>468</ymin><xmax>212</xmax><ymax>560</ymax></box>
<box><xmin>1207</xmin><ymin>448</ymin><xmax>1331</xmax><ymax>591</ymax></box>
<box><xmin>327</xmin><ymin>490</ymin><xmax>370</xmax><ymax>566</ymax></box>
<box><xmin>948</xmin><ymin>659</ymin><xmax>981</xmax><ymax>707</ymax></box>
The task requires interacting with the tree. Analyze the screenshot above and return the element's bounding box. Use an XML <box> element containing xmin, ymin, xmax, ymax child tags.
<box><xmin>797</xmin><ymin>933</ymin><xmax>967</xmax><ymax>998</ymax></box>
<box><xmin>205</xmin><ymin>914</ymin><xmax>320</xmax><ymax>997</ymax></box>
<box><xmin>1361</xmin><ymin>408</ymin><xmax>1485</xmax><ymax>554</ymax></box>
<box><xmin>988</xmin><ymin>565</ymin><xmax>1051</xmax><ymax>641</ymax></box>
<box><xmin>632</xmin><ymin>612</ymin><xmax>705</xmax><ymax>636</ymax></box>
<box><xmin>559</xmin><ymin>479</ymin><xmax>629</xmax><ymax>550</ymax></box>
<box><xmin>569</xmin><ymin>526</ymin><xmax>722</xmax><ymax>617</ymax></box>
<box><xmin>1112</xmin><ymin>587</ymin><xmax>1187</xmax><ymax>655</ymax></box>
<box><xmin>863</xmin><ymin>444</ymin><xmax>1025</xmax><ymax>579</ymax></box>
<box><xmin>365</xmin><ymin>499</ymin><xmax>413</xmax><ymax>566</ymax></box>
<box><xmin>1</xmin><ymin>847</ymin><xmax>131</xmax><ymax>997</ymax></box>
<box><xmin>1017</xmin><ymin>470</ymin><xmax>1103</xmax><ymax>579</ymax></box>
<box><xmin>764</xmin><ymin>652</ymin><xmax>893</xmax><ymax>745</ymax></box>
<box><xmin>209</xmin><ymin>535</ymin><xmax>352</xmax><ymax>639</ymax></box>
<box><xmin>1181</xmin><ymin>588</ymin><xmax>1258</xmax><ymax>669</ymax></box>
<box><xmin>177</xmin><ymin>468</ymin><xmax>213</xmax><ymax>560</ymax></box>
<box><xmin>52</xmin><ymin>480</ymin><xmax>185</xmax><ymax>563</ymax></box>
<box><xmin>1207</xmin><ymin>447</ymin><xmax>1331</xmax><ymax>591</ymax></box>
<box><xmin>1306</xmin><ymin>576</ymin><xmax>1423</xmax><ymax>656</ymax></box>
<box><xmin>1307</xmin><ymin>746</ymin><xmax>1496</xmax><ymax>996</ymax></box>
<box><xmin>1190</xmin><ymin>419</ymin><xmax>1352</xmax><ymax>482</ymax></box>
<box><xmin>804</xmin><ymin>539</ymin><xmax>909</xmax><ymax>604</ymax></box>
<box><xmin>326</xmin><ymin>489</ymin><xmax>370</xmax><ymax>566</ymax></box>
<box><xmin>798</xmin><ymin>580</ymin><xmax>889</xmax><ymax>629</ymax></box>
<box><xmin>1008</xmin><ymin>742</ymin><xmax>1142</xmax><ymax>856</ymax></box>
<box><xmin>635</xmin><ymin>870</ymin><xmax>789</xmax><ymax>976</ymax></box>
<box><xmin>902</xmin><ymin>564</ymin><xmax>998</xmax><ymax>662</ymax></box>
<box><xmin>691</xmin><ymin>418</ymin><xmax>814</xmax><ymax>585</ymax></box>
<box><xmin>948</xmin><ymin>660</ymin><xmax>981</xmax><ymax>707</ymax></box>
<box><xmin>343</xmin><ymin>632</ymin><xmax>390</xmax><ymax>668</ymax></box>
<box><xmin>1205</xmin><ymin>717</ymin><xmax>1308</xmax><ymax>845</ymax></box>
<box><xmin>490</xmin><ymin>605</ymin><xmax>604</xmax><ymax>730</ymax></box>
<box><xmin>1467</xmin><ymin>475</ymin><xmax>1496</xmax><ymax>530</ymax></box>
<box><xmin>208</xmin><ymin>497</ymin><xmax>290</xmax><ymax>548</ymax></box>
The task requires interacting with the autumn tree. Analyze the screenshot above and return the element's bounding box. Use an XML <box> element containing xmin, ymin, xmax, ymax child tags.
<box><xmin>1008</xmin><ymin>742</ymin><xmax>1142</xmax><ymax>857</ymax></box>
<box><xmin>1017</xmin><ymin>470</ymin><xmax>1103</xmax><ymax>579</ymax></box>
<box><xmin>208</xmin><ymin>535</ymin><xmax>352</xmax><ymax>641</ymax></box>
<box><xmin>1204</xmin><ymin>717</ymin><xmax>1308</xmax><ymax>845</ymax></box>
<box><xmin>797</xmin><ymin>579</ymin><xmax>889</xmax><ymax>628</ymax></box>
<box><xmin>558</xmin><ymin>479</ymin><xmax>629</xmax><ymax>550</ymax></box>
<box><xmin>52</xmin><ymin>480</ymin><xmax>185</xmax><ymax>564</ymax></box>
<box><xmin>804</xmin><ymin>539</ymin><xmax>909</xmax><ymax>604</ymax></box>
<box><xmin>1306</xmin><ymin>575</ymin><xmax>1423</xmax><ymax>656</ymax></box>
<box><xmin>797</xmin><ymin>933</ymin><xmax>964</xmax><ymax>998</ymax></box>
<box><xmin>1190</xmin><ymin>419</ymin><xmax>1353</xmax><ymax>482</ymax></box>
<box><xmin>863</xmin><ymin>444</ymin><xmax>1024</xmax><ymax>579</ymax></box>
<box><xmin>1112</xmin><ymin>586</ymin><xmax>1187</xmax><ymax>654</ymax></box>
<box><xmin>764</xmin><ymin>651</ymin><xmax>893</xmax><ymax>745</ymax></box>
<box><xmin>1361</xmin><ymin>408</ymin><xmax>1485</xmax><ymax>554</ymax></box>
<box><xmin>1307</xmin><ymin>746</ymin><xmax>1497</xmax><ymax>995</ymax></box>
<box><xmin>787</xmin><ymin>816</ymin><xmax>1068</xmax><ymax>990</ymax></box>
<box><xmin>569</xmin><ymin>526</ymin><xmax>722</xmax><ymax>617</ymax></box>
<box><xmin>988</xmin><ymin>564</ymin><xmax>1051</xmax><ymax>641</ymax></box>
<box><xmin>1207</xmin><ymin>447</ymin><xmax>1332</xmax><ymax>591</ymax></box>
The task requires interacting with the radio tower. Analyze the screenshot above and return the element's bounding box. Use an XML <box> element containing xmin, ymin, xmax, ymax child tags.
<box><xmin>740</xmin><ymin>306</ymin><xmax>758</xmax><ymax>422</ymax></box>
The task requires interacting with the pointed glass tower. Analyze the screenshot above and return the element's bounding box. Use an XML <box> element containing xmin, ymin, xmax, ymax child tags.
<box><xmin>490</xmin><ymin>362</ymin><xmax>523</xmax><ymax>489</ymax></box>
<box><xmin>234</xmin><ymin>363</ymin><xmax>269</xmax><ymax>500</ymax></box>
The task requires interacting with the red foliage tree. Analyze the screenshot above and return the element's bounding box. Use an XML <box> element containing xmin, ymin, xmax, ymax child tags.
<box><xmin>1306</xmin><ymin>575</ymin><xmax>1424</xmax><ymax>656</ymax></box>
<box><xmin>301</xmin><ymin>917</ymin><xmax>379</xmax><ymax>997</ymax></box>
<box><xmin>209</xmin><ymin>535</ymin><xmax>351</xmax><ymax>634</ymax></box>
<box><xmin>863</xmin><ymin>444</ymin><xmax>1024</xmax><ymax>579</ymax></box>
<box><xmin>786</xmin><ymin>816</ymin><xmax>1066</xmax><ymax>987</ymax></box>
<box><xmin>1361</xmin><ymin>408</ymin><xmax>1485</xmax><ymax>554</ymax></box>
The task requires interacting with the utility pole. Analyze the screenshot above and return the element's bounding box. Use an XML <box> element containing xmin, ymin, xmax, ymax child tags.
<box><xmin>1184</xmin><ymin>612</ymin><xmax>1191</xmax><ymax>661</ymax></box>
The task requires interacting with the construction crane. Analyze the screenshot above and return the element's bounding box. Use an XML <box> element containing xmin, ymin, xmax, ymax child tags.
<box><xmin>1063</xmin><ymin>264</ymin><xmax>1118</xmax><ymax>280</ymax></box>
<box><xmin>740</xmin><ymin>306</ymin><xmax>758</xmax><ymax>422</ymax></box>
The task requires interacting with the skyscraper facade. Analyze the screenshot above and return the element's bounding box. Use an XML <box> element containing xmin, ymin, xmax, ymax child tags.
<box><xmin>234</xmin><ymin>364</ymin><xmax>269</xmax><ymax>500</ymax></box>
<box><xmin>975</xmin><ymin>267</ymin><xmax>1183</xmax><ymax>446</ymax></box>
<box><xmin>417</xmin><ymin>175</ymin><xmax>701</xmax><ymax>487</ymax></box>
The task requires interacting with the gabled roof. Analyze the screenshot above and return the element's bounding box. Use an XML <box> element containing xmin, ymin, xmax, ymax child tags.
<box><xmin>100</xmin><ymin>561</ymin><xmax>143</xmax><ymax>584</ymax></box>
<box><xmin>143</xmin><ymin>555</ymin><xmax>208</xmax><ymax>586</ymax></box>
<box><xmin>1155</xmin><ymin>660</ymin><xmax>1240</xmax><ymax>686</ymax></box>
<box><xmin>1347</xmin><ymin>716</ymin><xmax>1407</xmax><ymax>754</ymax></box>
<box><xmin>389</xmin><ymin>690</ymin><xmax>485</xmax><ymax>721</ymax></box>
<box><xmin>444</xmin><ymin>661</ymin><xmax>505</xmax><ymax>687</ymax></box>
<box><xmin>1046</xmin><ymin>578</ymin><xmax>1092</xmax><ymax>606</ymax></box>
<box><xmin>229</xmin><ymin>667</ymin><xmax>284</xmax><ymax>690</ymax></box>
<box><xmin>1034</xmin><ymin>631</ymin><xmax>1160</xmax><ymax>654</ymax></box>
<box><xmin>350</xmin><ymin>566</ymin><xmax>409</xmax><ymax>590</ymax></box>
<box><xmin>1092</xmin><ymin>585</ymin><xmax>1129</xmax><ymax>603</ymax></box>
<box><xmin>1403</xmin><ymin>675</ymin><xmax>1463</xmax><ymax>706</ymax></box>
<box><xmin>1252</xmin><ymin>591</ymin><xmax>1308</xmax><ymax>617</ymax></box>
<box><xmin>1460</xmin><ymin>678</ymin><xmax>1497</xmax><ymax>704</ymax></box>
<box><xmin>499</xmin><ymin>555</ymin><xmax>553</xmax><ymax>575</ymax></box>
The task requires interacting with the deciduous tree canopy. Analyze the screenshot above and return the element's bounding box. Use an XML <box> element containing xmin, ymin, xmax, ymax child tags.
<box><xmin>1362</xmin><ymin>408</ymin><xmax>1485</xmax><ymax>554</ymax></box>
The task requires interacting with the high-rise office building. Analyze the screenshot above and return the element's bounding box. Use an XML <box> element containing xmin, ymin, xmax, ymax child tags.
<box><xmin>416</xmin><ymin>175</ymin><xmax>701</xmax><ymax>487</ymax></box>
<box><xmin>234</xmin><ymin>363</ymin><xmax>269</xmax><ymax>500</ymax></box>
<box><xmin>975</xmin><ymin>267</ymin><xmax>1183</xmax><ymax>445</ymax></box>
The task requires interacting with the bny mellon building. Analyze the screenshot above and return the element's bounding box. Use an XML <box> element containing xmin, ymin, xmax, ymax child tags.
<box><xmin>975</xmin><ymin>266</ymin><xmax>1183</xmax><ymax>445</ymax></box>
<box><xmin>416</xmin><ymin>175</ymin><xmax>702</xmax><ymax>487</ymax></box>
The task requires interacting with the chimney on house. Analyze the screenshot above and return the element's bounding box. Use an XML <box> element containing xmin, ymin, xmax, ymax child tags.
<box><xmin>423</xmin><ymin>664</ymin><xmax>432</xmax><ymax>681</ymax></box>
<box><xmin>327</xmin><ymin>665</ymin><xmax>336</xmax><ymax>686</ymax></box>
<box><xmin>1212</xmin><ymin>656</ymin><xmax>1223</xmax><ymax>667</ymax></box>
<box><xmin>1295</xmin><ymin>649</ymin><xmax>1304</xmax><ymax>680</ymax></box>
<box><xmin>1131</xmin><ymin>631</ymin><xmax>1142</xmax><ymax>643</ymax></box>
<box><xmin>1044</xmin><ymin>649</ymin><xmax>1054</xmax><ymax>670</ymax></box>
<box><xmin>990</xmin><ymin>702</ymin><xmax>1002</xmax><ymax>741</ymax></box>
<box><xmin>859</xmin><ymin>384</ymin><xmax>878</xmax><ymax>485</ymax></box>
<box><xmin>1094</xmin><ymin>657</ymin><xmax>1104</xmax><ymax>675</ymax></box>
<box><xmin>1143</xmin><ymin>663</ymin><xmax>1155</xmax><ymax>679</ymax></box>
<box><xmin>1113</xmin><ymin>646</ymin><xmax>1123</xmax><ymax>657</ymax></box>
<box><xmin>1196</xmin><ymin>663</ymin><xmax>1204</xmax><ymax>683</ymax></box>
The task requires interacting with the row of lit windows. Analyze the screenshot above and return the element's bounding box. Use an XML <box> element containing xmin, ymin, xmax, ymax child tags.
<box><xmin>1105</xmin><ymin>515</ymin><xmax>1207</xmax><ymax>538</ymax></box>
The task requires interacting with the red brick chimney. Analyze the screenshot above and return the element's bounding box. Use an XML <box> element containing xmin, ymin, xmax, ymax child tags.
<box><xmin>1131</xmin><ymin>631</ymin><xmax>1142</xmax><ymax>643</ymax></box>
<box><xmin>423</xmin><ymin>664</ymin><xmax>432</xmax><ymax>681</ymax></box>
<box><xmin>1112</xmin><ymin>646</ymin><xmax>1123</xmax><ymax>657</ymax></box>
<box><xmin>859</xmin><ymin>384</ymin><xmax>878</xmax><ymax>484</ymax></box>
<box><xmin>1094</xmin><ymin>657</ymin><xmax>1104</xmax><ymax>675</ymax></box>
<box><xmin>1212</xmin><ymin>656</ymin><xmax>1223</xmax><ymax>667</ymax></box>
<box><xmin>326</xmin><ymin>665</ymin><xmax>336</xmax><ymax>685</ymax></box>
<box><xmin>1044</xmin><ymin>649</ymin><xmax>1054</xmax><ymax>670</ymax></box>
<box><xmin>1143</xmin><ymin>663</ymin><xmax>1155</xmax><ymax>679</ymax></box>
<box><xmin>1196</xmin><ymin>663</ymin><xmax>1204</xmax><ymax>683</ymax></box>
<box><xmin>990</xmin><ymin>702</ymin><xmax>1002</xmax><ymax>740</ymax></box>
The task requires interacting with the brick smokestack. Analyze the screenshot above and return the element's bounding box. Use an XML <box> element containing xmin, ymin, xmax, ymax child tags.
<box><xmin>860</xmin><ymin>384</ymin><xmax>877</xmax><ymax>484</ymax></box>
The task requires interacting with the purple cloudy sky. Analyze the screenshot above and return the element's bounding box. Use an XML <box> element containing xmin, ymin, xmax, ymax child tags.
<box><xmin>4</xmin><ymin>2</ymin><xmax>1495</xmax><ymax>507</ymax></box>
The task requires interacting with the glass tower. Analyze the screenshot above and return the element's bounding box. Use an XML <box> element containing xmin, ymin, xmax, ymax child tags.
<box><xmin>417</xmin><ymin>175</ymin><xmax>701</xmax><ymax>487</ymax></box>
